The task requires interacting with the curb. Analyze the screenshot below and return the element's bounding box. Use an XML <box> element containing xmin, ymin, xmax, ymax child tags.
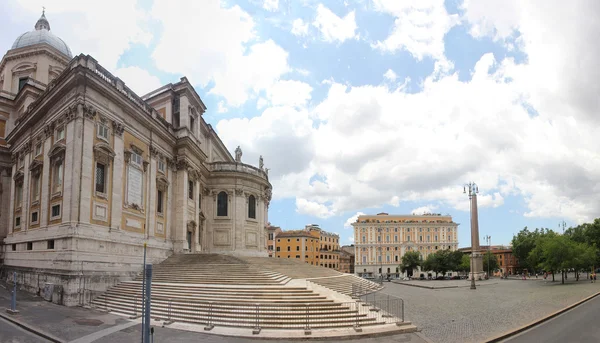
<box><xmin>0</xmin><ymin>310</ymin><xmax>65</xmax><ymax>343</ymax></box>
<box><xmin>484</xmin><ymin>291</ymin><xmax>600</xmax><ymax>342</ymax></box>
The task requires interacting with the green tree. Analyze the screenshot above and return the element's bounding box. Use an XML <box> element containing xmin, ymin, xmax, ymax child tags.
<box><xmin>535</xmin><ymin>234</ymin><xmax>574</xmax><ymax>284</ymax></box>
<box><xmin>511</xmin><ymin>227</ymin><xmax>538</xmax><ymax>272</ymax></box>
<box><xmin>400</xmin><ymin>251</ymin><xmax>422</xmax><ymax>277</ymax></box>
<box><xmin>570</xmin><ymin>242</ymin><xmax>597</xmax><ymax>281</ymax></box>
<box><xmin>459</xmin><ymin>254</ymin><xmax>470</xmax><ymax>275</ymax></box>
<box><xmin>482</xmin><ymin>250</ymin><xmax>499</xmax><ymax>275</ymax></box>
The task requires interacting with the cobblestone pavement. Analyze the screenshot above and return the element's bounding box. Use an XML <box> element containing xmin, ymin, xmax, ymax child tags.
<box><xmin>380</xmin><ymin>277</ymin><xmax>600</xmax><ymax>343</ymax></box>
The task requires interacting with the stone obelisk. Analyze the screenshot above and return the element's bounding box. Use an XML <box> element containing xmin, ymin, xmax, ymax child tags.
<box><xmin>470</xmin><ymin>191</ymin><xmax>484</xmax><ymax>281</ymax></box>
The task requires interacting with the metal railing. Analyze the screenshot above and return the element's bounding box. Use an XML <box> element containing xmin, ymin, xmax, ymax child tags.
<box><xmin>351</xmin><ymin>282</ymin><xmax>383</xmax><ymax>298</ymax></box>
<box><xmin>104</xmin><ymin>295</ymin><xmax>405</xmax><ymax>331</ymax></box>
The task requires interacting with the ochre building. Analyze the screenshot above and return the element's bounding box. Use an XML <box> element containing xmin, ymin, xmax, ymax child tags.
<box><xmin>274</xmin><ymin>230</ymin><xmax>320</xmax><ymax>265</ymax></box>
<box><xmin>352</xmin><ymin>213</ymin><xmax>459</xmax><ymax>278</ymax></box>
<box><xmin>305</xmin><ymin>224</ymin><xmax>340</xmax><ymax>269</ymax></box>
<box><xmin>0</xmin><ymin>12</ymin><xmax>272</xmax><ymax>305</ymax></box>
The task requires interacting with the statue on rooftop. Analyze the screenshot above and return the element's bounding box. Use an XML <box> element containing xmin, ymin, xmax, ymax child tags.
<box><xmin>235</xmin><ymin>146</ymin><xmax>242</xmax><ymax>162</ymax></box>
<box><xmin>259</xmin><ymin>155</ymin><xmax>264</xmax><ymax>170</ymax></box>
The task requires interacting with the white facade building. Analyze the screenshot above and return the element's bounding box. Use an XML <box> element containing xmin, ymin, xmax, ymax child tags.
<box><xmin>352</xmin><ymin>213</ymin><xmax>459</xmax><ymax>278</ymax></box>
<box><xmin>0</xmin><ymin>12</ymin><xmax>272</xmax><ymax>306</ymax></box>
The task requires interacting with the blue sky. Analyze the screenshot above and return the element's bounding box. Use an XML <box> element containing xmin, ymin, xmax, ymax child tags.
<box><xmin>3</xmin><ymin>0</ymin><xmax>599</xmax><ymax>248</ymax></box>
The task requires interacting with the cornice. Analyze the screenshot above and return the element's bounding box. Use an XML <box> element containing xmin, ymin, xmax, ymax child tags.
<box><xmin>0</xmin><ymin>45</ymin><xmax>69</xmax><ymax>74</ymax></box>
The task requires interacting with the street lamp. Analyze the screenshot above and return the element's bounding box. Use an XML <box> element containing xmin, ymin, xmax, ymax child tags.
<box><xmin>484</xmin><ymin>235</ymin><xmax>491</xmax><ymax>279</ymax></box>
<box><xmin>464</xmin><ymin>182</ymin><xmax>479</xmax><ymax>290</ymax></box>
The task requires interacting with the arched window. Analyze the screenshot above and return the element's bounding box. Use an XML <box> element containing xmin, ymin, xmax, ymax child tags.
<box><xmin>217</xmin><ymin>191</ymin><xmax>228</xmax><ymax>216</ymax></box>
<box><xmin>248</xmin><ymin>195</ymin><xmax>256</xmax><ymax>219</ymax></box>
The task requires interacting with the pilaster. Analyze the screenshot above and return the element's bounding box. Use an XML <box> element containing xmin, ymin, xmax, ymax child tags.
<box><xmin>8</xmin><ymin>164</ymin><xmax>15</xmax><ymax>234</ymax></box>
<box><xmin>22</xmin><ymin>150</ymin><xmax>30</xmax><ymax>231</ymax></box>
<box><xmin>147</xmin><ymin>154</ymin><xmax>157</xmax><ymax>237</ymax></box>
<box><xmin>78</xmin><ymin>117</ymin><xmax>95</xmax><ymax>224</ymax></box>
<box><xmin>62</xmin><ymin>117</ymin><xmax>79</xmax><ymax>223</ymax></box>
<box><xmin>110</xmin><ymin>125</ymin><xmax>124</xmax><ymax>229</ymax></box>
<box><xmin>40</xmin><ymin>135</ymin><xmax>52</xmax><ymax>227</ymax></box>
<box><xmin>173</xmin><ymin>166</ymin><xmax>188</xmax><ymax>252</ymax></box>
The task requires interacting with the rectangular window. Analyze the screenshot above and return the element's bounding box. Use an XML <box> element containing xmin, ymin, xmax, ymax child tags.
<box><xmin>189</xmin><ymin>116</ymin><xmax>195</xmax><ymax>132</ymax></box>
<box><xmin>51</xmin><ymin>204</ymin><xmax>61</xmax><ymax>218</ymax></box>
<box><xmin>11</xmin><ymin>244</ymin><xmax>16</xmax><ymax>251</ymax></box>
<box><xmin>276</xmin><ymin>247</ymin><xmax>280</xmax><ymax>252</ymax></box>
<box><xmin>31</xmin><ymin>211</ymin><xmax>38</xmax><ymax>224</ymax></box>
<box><xmin>15</xmin><ymin>183</ymin><xmax>23</xmax><ymax>205</ymax></box>
<box><xmin>27</xmin><ymin>242</ymin><xmax>32</xmax><ymax>250</ymax></box>
<box><xmin>269</xmin><ymin>233</ymin><xmax>274</xmax><ymax>240</ymax></box>
<box><xmin>157</xmin><ymin>189</ymin><xmax>164</xmax><ymax>214</ymax></box>
<box><xmin>53</xmin><ymin>163</ymin><xmax>63</xmax><ymax>193</ymax></box>
<box><xmin>296</xmin><ymin>246</ymin><xmax>300</xmax><ymax>251</ymax></box>
<box><xmin>18</xmin><ymin>77</ymin><xmax>28</xmax><ymax>92</ymax></box>
<box><xmin>15</xmin><ymin>216</ymin><xmax>21</xmax><ymax>227</ymax></box>
<box><xmin>97</xmin><ymin>123</ymin><xmax>109</xmax><ymax>140</ymax></box>
<box><xmin>95</xmin><ymin>163</ymin><xmax>106</xmax><ymax>194</ymax></box>
<box><xmin>296</xmin><ymin>255</ymin><xmax>300</xmax><ymax>259</ymax></box>
<box><xmin>287</xmin><ymin>246</ymin><xmax>290</xmax><ymax>251</ymax></box>
<box><xmin>188</xmin><ymin>180</ymin><xmax>194</xmax><ymax>199</ymax></box>
<box><xmin>56</xmin><ymin>126</ymin><xmax>65</xmax><ymax>141</ymax></box>
<box><xmin>158</xmin><ymin>160</ymin><xmax>166</xmax><ymax>173</ymax></box>
<box><xmin>32</xmin><ymin>174</ymin><xmax>41</xmax><ymax>201</ymax></box>
<box><xmin>131</xmin><ymin>152</ymin><xmax>143</xmax><ymax>166</ymax></box>
<box><xmin>35</xmin><ymin>143</ymin><xmax>42</xmax><ymax>156</ymax></box>
<box><xmin>47</xmin><ymin>240</ymin><xmax>55</xmax><ymax>250</ymax></box>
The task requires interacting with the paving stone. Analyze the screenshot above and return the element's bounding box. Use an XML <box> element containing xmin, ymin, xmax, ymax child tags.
<box><xmin>379</xmin><ymin>274</ymin><xmax>600</xmax><ymax>343</ymax></box>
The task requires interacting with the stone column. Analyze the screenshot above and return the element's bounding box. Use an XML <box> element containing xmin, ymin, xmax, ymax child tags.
<box><xmin>78</xmin><ymin>115</ymin><xmax>95</xmax><ymax>224</ymax></box>
<box><xmin>194</xmin><ymin>178</ymin><xmax>201</xmax><ymax>251</ymax></box>
<box><xmin>39</xmin><ymin>135</ymin><xmax>52</xmax><ymax>227</ymax></box>
<box><xmin>110</xmin><ymin>122</ymin><xmax>124</xmax><ymax>229</ymax></box>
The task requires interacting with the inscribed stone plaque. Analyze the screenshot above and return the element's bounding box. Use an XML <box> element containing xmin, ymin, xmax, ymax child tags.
<box><xmin>127</xmin><ymin>166</ymin><xmax>143</xmax><ymax>206</ymax></box>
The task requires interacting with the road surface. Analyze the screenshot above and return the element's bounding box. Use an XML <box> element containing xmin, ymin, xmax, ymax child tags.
<box><xmin>503</xmin><ymin>294</ymin><xmax>600</xmax><ymax>343</ymax></box>
<box><xmin>0</xmin><ymin>316</ymin><xmax>47</xmax><ymax>343</ymax></box>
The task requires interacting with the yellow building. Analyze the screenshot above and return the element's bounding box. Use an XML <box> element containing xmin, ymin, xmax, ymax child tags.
<box><xmin>267</xmin><ymin>224</ymin><xmax>282</xmax><ymax>257</ymax></box>
<box><xmin>305</xmin><ymin>224</ymin><xmax>340</xmax><ymax>270</ymax></box>
<box><xmin>274</xmin><ymin>230</ymin><xmax>320</xmax><ymax>265</ymax></box>
<box><xmin>352</xmin><ymin>213</ymin><xmax>459</xmax><ymax>278</ymax></box>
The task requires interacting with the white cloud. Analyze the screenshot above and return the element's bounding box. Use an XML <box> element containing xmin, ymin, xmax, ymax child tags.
<box><xmin>151</xmin><ymin>0</ymin><xmax>290</xmax><ymax>107</ymax></box>
<box><xmin>262</xmin><ymin>0</ymin><xmax>278</xmax><ymax>12</ymax></box>
<box><xmin>344</xmin><ymin>212</ymin><xmax>366</xmax><ymax>228</ymax></box>
<box><xmin>348</xmin><ymin>236</ymin><xmax>355</xmax><ymax>242</ymax></box>
<box><xmin>313</xmin><ymin>4</ymin><xmax>357</xmax><ymax>43</ymax></box>
<box><xmin>291</xmin><ymin>18</ymin><xmax>309</xmax><ymax>36</ymax></box>
<box><xmin>296</xmin><ymin>198</ymin><xmax>335</xmax><ymax>218</ymax></box>
<box><xmin>372</xmin><ymin>0</ymin><xmax>460</xmax><ymax>60</ymax></box>
<box><xmin>11</xmin><ymin>0</ymin><xmax>151</xmax><ymax>70</ymax></box>
<box><xmin>266</xmin><ymin>80</ymin><xmax>313</xmax><ymax>108</ymax></box>
<box><xmin>383</xmin><ymin>69</ymin><xmax>397</xmax><ymax>81</ymax></box>
<box><xmin>411</xmin><ymin>205</ymin><xmax>439</xmax><ymax>215</ymax></box>
<box><xmin>217</xmin><ymin>101</ymin><xmax>228</xmax><ymax>113</ymax></box>
<box><xmin>114</xmin><ymin>66</ymin><xmax>162</xmax><ymax>96</ymax></box>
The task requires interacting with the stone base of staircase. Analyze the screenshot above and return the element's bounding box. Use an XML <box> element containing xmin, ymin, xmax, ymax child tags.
<box><xmin>142</xmin><ymin>316</ymin><xmax>418</xmax><ymax>339</ymax></box>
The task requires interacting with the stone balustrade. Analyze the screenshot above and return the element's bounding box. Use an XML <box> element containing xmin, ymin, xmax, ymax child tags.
<box><xmin>208</xmin><ymin>161</ymin><xmax>268</xmax><ymax>180</ymax></box>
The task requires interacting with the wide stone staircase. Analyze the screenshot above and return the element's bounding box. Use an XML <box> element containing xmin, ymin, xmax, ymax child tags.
<box><xmin>91</xmin><ymin>254</ymin><xmax>397</xmax><ymax>330</ymax></box>
<box><xmin>242</xmin><ymin>257</ymin><xmax>383</xmax><ymax>296</ymax></box>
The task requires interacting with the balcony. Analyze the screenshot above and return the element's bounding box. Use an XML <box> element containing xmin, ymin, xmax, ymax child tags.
<box><xmin>208</xmin><ymin>161</ymin><xmax>269</xmax><ymax>181</ymax></box>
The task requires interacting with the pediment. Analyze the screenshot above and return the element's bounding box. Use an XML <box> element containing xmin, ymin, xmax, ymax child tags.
<box><xmin>93</xmin><ymin>142</ymin><xmax>115</xmax><ymax>158</ymax></box>
<box><xmin>13</xmin><ymin>169</ymin><xmax>24</xmax><ymax>182</ymax></box>
<box><xmin>28</xmin><ymin>159</ymin><xmax>43</xmax><ymax>171</ymax></box>
<box><xmin>47</xmin><ymin>142</ymin><xmax>66</xmax><ymax>159</ymax></box>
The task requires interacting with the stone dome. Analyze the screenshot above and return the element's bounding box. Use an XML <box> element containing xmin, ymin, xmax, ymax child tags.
<box><xmin>11</xmin><ymin>11</ymin><xmax>72</xmax><ymax>58</ymax></box>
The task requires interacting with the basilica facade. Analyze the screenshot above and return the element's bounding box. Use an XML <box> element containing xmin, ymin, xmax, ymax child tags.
<box><xmin>0</xmin><ymin>12</ymin><xmax>272</xmax><ymax>305</ymax></box>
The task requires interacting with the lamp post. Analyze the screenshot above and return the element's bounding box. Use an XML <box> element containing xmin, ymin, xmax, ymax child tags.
<box><xmin>464</xmin><ymin>182</ymin><xmax>479</xmax><ymax>290</ymax></box>
<box><xmin>484</xmin><ymin>235</ymin><xmax>491</xmax><ymax>278</ymax></box>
